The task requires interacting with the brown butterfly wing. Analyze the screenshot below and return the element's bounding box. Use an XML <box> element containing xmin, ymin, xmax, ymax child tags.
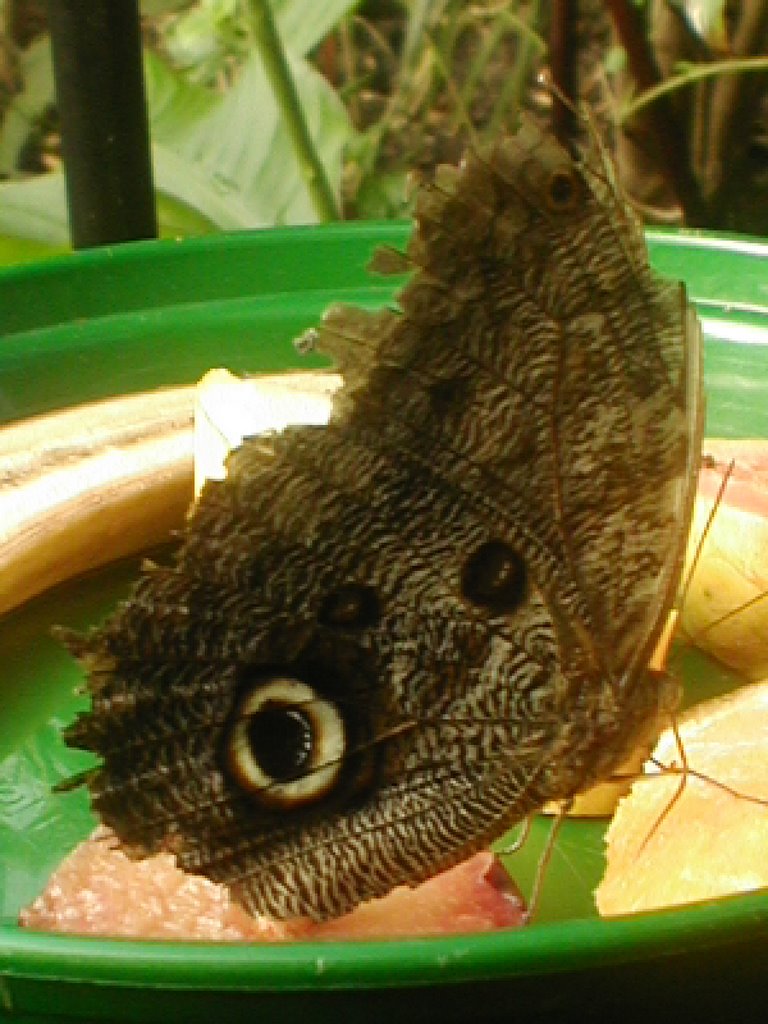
<box><xmin>65</xmin><ymin>118</ymin><xmax>703</xmax><ymax>920</ymax></box>
<box><xmin>315</xmin><ymin>119</ymin><xmax>703</xmax><ymax>788</ymax></box>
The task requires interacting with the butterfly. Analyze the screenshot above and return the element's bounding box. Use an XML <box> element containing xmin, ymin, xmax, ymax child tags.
<box><xmin>63</xmin><ymin>115</ymin><xmax>704</xmax><ymax>921</ymax></box>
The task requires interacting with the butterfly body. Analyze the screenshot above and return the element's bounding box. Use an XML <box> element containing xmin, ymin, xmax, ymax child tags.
<box><xmin>66</xmin><ymin>118</ymin><xmax>703</xmax><ymax>920</ymax></box>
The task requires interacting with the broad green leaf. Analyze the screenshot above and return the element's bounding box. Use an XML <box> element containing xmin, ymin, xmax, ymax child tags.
<box><xmin>0</xmin><ymin>37</ymin><xmax>55</xmax><ymax>176</ymax></box>
<box><xmin>140</xmin><ymin>0</ymin><xmax>195</xmax><ymax>14</ymax></box>
<box><xmin>152</xmin><ymin>142</ymin><xmax>260</xmax><ymax>229</ymax></box>
<box><xmin>0</xmin><ymin>236</ymin><xmax>67</xmax><ymax>267</ymax></box>
<box><xmin>0</xmin><ymin>2</ymin><xmax>353</xmax><ymax>259</ymax></box>
<box><xmin>666</xmin><ymin>0</ymin><xmax>728</xmax><ymax>49</ymax></box>
<box><xmin>0</xmin><ymin>145</ymin><xmax>249</xmax><ymax>251</ymax></box>
<box><xmin>155</xmin><ymin>192</ymin><xmax>218</xmax><ymax>238</ymax></box>
<box><xmin>0</xmin><ymin>172</ymin><xmax>69</xmax><ymax>246</ymax></box>
<box><xmin>145</xmin><ymin>48</ymin><xmax>350</xmax><ymax>225</ymax></box>
<box><xmin>143</xmin><ymin>49</ymin><xmax>219</xmax><ymax>150</ymax></box>
<box><xmin>0</xmin><ymin>136</ymin><xmax>286</xmax><ymax>251</ymax></box>
<box><xmin>269</xmin><ymin>0</ymin><xmax>361</xmax><ymax>57</ymax></box>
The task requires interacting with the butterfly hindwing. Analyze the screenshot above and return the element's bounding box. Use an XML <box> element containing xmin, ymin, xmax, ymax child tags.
<box><xmin>64</xmin><ymin>117</ymin><xmax>703</xmax><ymax>920</ymax></box>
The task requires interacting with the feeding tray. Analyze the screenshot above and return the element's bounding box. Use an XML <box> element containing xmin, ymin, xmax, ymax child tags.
<box><xmin>1</xmin><ymin>225</ymin><xmax>768</xmax><ymax>1023</ymax></box>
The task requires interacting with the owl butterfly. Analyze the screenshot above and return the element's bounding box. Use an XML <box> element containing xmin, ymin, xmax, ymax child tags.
<box><xmin>64</xmin><ymin>115</ymin><xmax>704</xmax><ymax>921</ymax></box>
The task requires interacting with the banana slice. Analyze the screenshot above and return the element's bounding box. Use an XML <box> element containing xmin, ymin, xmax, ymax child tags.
<box><xmin>0</xmin><ymin>372</ymin><xmax>340</xmax><ymax>618</ymax></box>
<box><xmin>0</xmin><ymin>389</ymin><xmax>195</xmax><ymax>617</ymax></box>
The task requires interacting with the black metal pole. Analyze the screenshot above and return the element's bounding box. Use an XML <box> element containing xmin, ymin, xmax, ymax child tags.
<box><xmin>47</xmin><ymin>0</ymin><xmax>157</xmax><ymax>248</ymax></box>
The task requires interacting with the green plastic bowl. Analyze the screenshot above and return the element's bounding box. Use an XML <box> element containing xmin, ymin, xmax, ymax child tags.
<box><xmin>1</xmin><ymin>225</ymin><xmax>768</xmax><ymax>1024</ymax></box>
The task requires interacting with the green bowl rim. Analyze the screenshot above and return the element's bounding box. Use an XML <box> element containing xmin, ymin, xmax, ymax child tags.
<box><xmin>1</xmin><ymin>223</ymin><xmax>768</xmax><ymax>994</ymax></box>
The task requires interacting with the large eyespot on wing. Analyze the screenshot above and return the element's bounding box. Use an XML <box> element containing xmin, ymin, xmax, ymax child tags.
<box><xmin>226</xmin><ymin>675</ymin><xmax>346</xmax><ymax>810</ymax></box>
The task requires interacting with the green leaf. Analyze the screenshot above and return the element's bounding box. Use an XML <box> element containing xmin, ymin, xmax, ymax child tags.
<box><xmin>0</xmin><ymin>113</ymin><xmax>335</xmax><ymax>253</ymax></box>
<box><xmin>0</xmin><ymin>147</ymin><xmax>254</xmax><ymax>249</ymax></box>
<box><xmin>0</xmin><ymin>37</ymin><xmax>55</xmax><ymax>176</ymax></box>
<box><xmin>269</xmin><ymin>0</ymin><xmax>360</xmax><ymax>56</ymax></box>
<box><xmin>159</xmin><ymin>0</ymin><xmax>244</xmax><ymax>76</ymax></box>
<box><xmin>152</xmin><ymin>142</ymin><xmax>260</xmax><ymax>230</ymax></box>
<box><xmin>140</xmin><ymin>0</ymin><xmax>195</xmax><ymax>13</ymax></box>
<box><xmin>155</xmin><ymin>192</ymin><xmax>217</xmax><ymax>238</ymax></box>
<box><xmin>145</xmin><ymin>48</ymin><xmax>350</xmax><ymax>226</ymax></box>
<box><xmin>0</xmin><ymin>2</ymin><xmax>354</xmax><ymax>259</ymax></box>
<box><xmin>143</xmin><ymin>49</ymin><xmax>219</xmax><ymax>150</ymax></box>
<box><xmin>0</xmin><ymin>172</ymin><xmax>69</xmax><ymax>246</ymax></box>
<box><xmin>0</xmin><ymin>236</ymin><xmax>68</xmax><ymax>267</ymax></box>
<box><xmin>0</xmin><ymin>165</ymin><xmax>216</xmax><ymax>254</ymax></box>
<box><xmin>666</xmin><ymin>0</ymin><xmax>728</xmax><ymax>49</ymax></box>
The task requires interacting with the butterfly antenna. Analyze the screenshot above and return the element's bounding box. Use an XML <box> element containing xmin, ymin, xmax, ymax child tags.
<box><xmin>642</xmin><ymin>712</ymin><xmax>768</xmax><ymax>850</ymax></box>
<box><xmin>678</xmin><ymin>451</ymin><xmax>768</xmax><ymax>642</ymax></box>
<box><xmin>495</xmin><ymin>814</ymin><xmax>534</xmax><ymax>856</ymax></box>
<box><xmin>649</xmin><ymin>608</ymin><xmax>679</xmax><ymax>675</ymax></box>
<box><xmin>696</xmin><ymin>589</ymin><xmax>768</xmax><ymax>639</ymax></box>
<box><xmin>637</xmin><ymin>714</ymin><xmax>689</xmax><ymax>853</ymax></box>
<box><xmin>678</xmin><ymin>454</ymin><xmax>734</xmax><ymax>616</ymax></box>
<box><xmin>524</xmin><ymin>799</ymin><xmax>571</xmax><ymax>923</ymax></box>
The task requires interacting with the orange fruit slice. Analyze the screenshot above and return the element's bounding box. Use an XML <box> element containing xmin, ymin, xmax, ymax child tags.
<box><xmin>682</xmin><ymin>440</ymin><xmax>768</xmax><ymax>680</ymax></box>
<box><xmin>596</xmin><ymin>680</ymin><xmax>768</xmax><ymax>916</ymax></box>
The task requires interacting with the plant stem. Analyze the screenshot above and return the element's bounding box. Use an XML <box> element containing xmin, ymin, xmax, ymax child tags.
<box><xmin>703</xmin><ymin>0</ymin><xmax>768</xmax><ymax>223</ymax></box>
<box><xmin>247</xmin><ymin>0</ymin><xmax>340</xmax><ymax>222</ymax></box>
<box><xmin>549</xmin><ymin>0</ymin><xmax>578</xmax><ymax>145</ymax></box>
<box><xmin>621</xmin><ymin>55</ymin><xmax>768</xmax><ymax>121</ymax></box>
<box><xmin>606</xmin><ymin>0</ymin><xmax>705</xmax><ymax>225</ymax></box>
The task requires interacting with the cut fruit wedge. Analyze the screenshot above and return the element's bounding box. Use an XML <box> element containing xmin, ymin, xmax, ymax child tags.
<box><xmin>596</xmin><ymin>680</ymin><xmax>768</xmax><ymax>916</ymax></box>
<box><xmin>681</xmin><ymin>439</ymin><xmax>768</xmax><ymax>680</ymax></box>
<box><xmin>20</xmin><ymin>837</ymin><xmax>525</xmax><ymax>941</ymax></box>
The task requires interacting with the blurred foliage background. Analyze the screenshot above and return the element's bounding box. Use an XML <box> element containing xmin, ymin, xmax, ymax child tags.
<box><xmin>0</xmin><ymin>0</ymin><xmax>766</xmax><ymax>264</ymax></box>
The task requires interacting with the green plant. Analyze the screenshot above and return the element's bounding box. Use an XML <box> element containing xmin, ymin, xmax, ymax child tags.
<box><xmin>0</xmin><ymin>0</ymin><xmax>765</xmax><ymax>266</ymax></box>
<box><xmin>0</xmin><ymin>0</ymin><xmax>356</xmax><ymax>263</ymax></box>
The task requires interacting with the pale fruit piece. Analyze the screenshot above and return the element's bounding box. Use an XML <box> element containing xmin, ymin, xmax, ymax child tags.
<box><xmin>301</xmin><ymin>851</ymin><xmax>526</xmax><ymax>939</ymax></box>
<box><xmin>20</xmin><ymin>836</ymin><xmax>525</xmax><ymax>941</ymax></box>
<box><xmin>18</xmin><ymin>833</ymin><xmax>286</xmax><ymax>941</ymax></box>
<box><xmin>194</xmin><ymin>369</ymin><xmax>339</xmax><ymax>496</ymax></box>
<box><xmin>0</xmin><ymin>372</ymin><xmax>341</xmax><ymax>618</ymax></box>
<box><xmin>596</xmin><ymin>681</ymin><xmax>768</xmax><ymax>916</ymax></box>
<box><xmin>682</xmin><ymin>439</ymin><xmax>768</xmax><ymax>680</ymax></box>
<box><xmin>543</xmin><ymin>743</ymin><xmax>652</xmax><ymax>818</ymax></box>
<box><xmin>0</xmin><ymin>388</ymin><xmax>194</xmax><ymax>617</ymax></box>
